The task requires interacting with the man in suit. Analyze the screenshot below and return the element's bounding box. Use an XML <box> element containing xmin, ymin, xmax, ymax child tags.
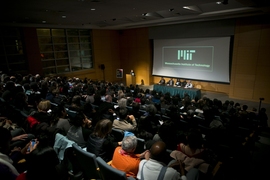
<box><xmin>181</xmin><ymin>80</ymin><xmax>187</xmax><ymax>87</ymax></box>
<box><xmin>175</xmin><ymin>79</ymin><xmax>181</xmax><ymax>87</ymax></box>
<box><xmin>158</xmin><ymin>77</ymin><xmax>165</xmax><ymax>85</ymax></box>
<box><xmin>167</xmin><ymin>78</ymin><xmax>174</xmax><ymax>86</ymax></box>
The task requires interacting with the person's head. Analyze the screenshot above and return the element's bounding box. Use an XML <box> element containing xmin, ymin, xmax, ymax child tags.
<box><xmin>229</xmin><ymin>100</ymin><xmax>234</xmax><ymax>106</ymax></box>
<box><xmin>186</xmin><ymin>128</ymin><xmax>203</xmax><ymax>149</ymax></box>
<box><xmin>118</xmin><ymin>98</ymin><xmax>127</xmax><ymax>109</ymax></box>
<box><xmin>150</xmin><ymin>141</ymin><xmax>167</xmax><ymax>162</ymax></box>
<box><xmin>72</xmin><ymin>95</ymin><xmax>81</xmax><ymax>106</ymax></box>
<box><xmin>69</xmin><ymin>110</ymin><xmax>87</xmax><ymax>127</ymax></box>
<box><xmin>260</xmin><ymin>107</ymin><xmax>266</xmax><ymax>113</ymax></box>
<box><xmin>132</xmin><ymin>102</ymin><xmax>140</xmax><ymax>112</ymax></box>
<box><xmin>30</xmin><ymin>82</ymin><xmax>39</xmax><ymax>92</ymax></box>
<box><xmin>93</xmin><ymin>119</ymin><xmax>112</xmax><ymax>138</ymax></box>
<box><xmin>37</xmin><ymin>100</ymin><xmax>51</xmax><ymax>112</ymax></box>
<box><xmin>0</xmin><ymin>127</ymin><xmax>12</xmax><ymax>154</ymax></box>
<box><xmin>119</xmin><ymin>108</ymin><xmax>128</xmax><ymax>120</ymax></box>
<box><xmin>187</xmin><ymin>109</ymin><xmax>195</xmax><ymax>118</ymax></box>
<box><xmin>26</xmin><ymin>146</ymin><xmax>59</xmax><ymax>180</ymax></box>
<box><xmin>52</xmin><ymin>104</ymin><xmax>67</xmax><ymax>120</ymax></box>
<box><xmin>146</xmin><ymin>104</ymin><xmax>157</xmax><ymax>116</ymax></box>
<box><xmin>105</xmin><ymin>94</ymin><xmax>112</xmax><ymax>102</ymax></box>
<box><xmin>242</xmin><ymin>105</ymin><xmax>248</xmax><ymax>111</ymax></box>
<box><xmin>121</xmin><ymin>135</ymin><xmax>137</xmax><ymax>153</ymax></box>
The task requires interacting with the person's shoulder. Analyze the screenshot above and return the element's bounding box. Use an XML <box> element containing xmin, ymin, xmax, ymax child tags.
<box><xmin>139</xmin><ymin>159</ymin><xmax>148</xmax><ymax>165</ymax></box>
<box><xmin>165</xmin><ymin>167</ymin><xmax>181</xmax><ymax>179</ymax></box>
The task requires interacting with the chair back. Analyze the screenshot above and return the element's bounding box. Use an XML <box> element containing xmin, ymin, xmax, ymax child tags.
<box><xmin>72</xmin><ymin>143</ymin><xmax>101</xmax><ymax>179</ymax></box>
<box><xmin>96</xmin><ymin>156</ymin><xmax>128</xmax><ymax>180</ymax></box>
<box><xmin>134</xmin><ymin>138</ymin><xmax>145</xmax><ymax>154</ymax></box>
<box><xmin>66</xmin><ymin>108</ymin><xmax>78</xmax><ymax>118</ymax></box>
<box><xmin>111</xmin><ymin>128</ymin><xmax>124</xmax><ymax>142</ymax></box>
<box><xmin>54</xmin><ymin>133</ymin><xmax>75</xmax><ymax>161</ymax></box>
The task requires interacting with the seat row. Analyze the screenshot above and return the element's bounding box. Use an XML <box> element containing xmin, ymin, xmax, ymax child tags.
<box><xmin>54</xmin><ymin>132</ymin><xmax>143</xmax><ymax>180</ymax></box>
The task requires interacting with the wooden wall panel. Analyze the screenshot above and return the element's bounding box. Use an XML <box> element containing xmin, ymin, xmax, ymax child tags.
<box><xmin>119</xmin><ymin>28</ymin><xmax>151</xmax><ymax>85</ymax></box>
<box><xmin>229</xmin><ymin>17</ymin><xmax>270</xmax><ymax>103</ymax></box>
<box><xmin>235</xmin><ymin>47</ymin><xmax>258</xmax><ymax>65</ymax></box>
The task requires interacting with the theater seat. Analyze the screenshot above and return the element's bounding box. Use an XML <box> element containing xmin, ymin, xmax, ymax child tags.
<box><xmin>96</xmin><ymin>156</ymin><xmax>136</xmax><ymax>180</ymax></box>
<box><xmin>72</xmin><ymin>143</ymin><xmax>102</xmax><ymax>180</ymax></box>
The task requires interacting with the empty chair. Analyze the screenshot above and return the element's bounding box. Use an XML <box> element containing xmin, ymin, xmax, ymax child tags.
<box><xmin>96</xmin><ymin>156</ymin><xmax>136</xmax><ymax>180</ymax></box>
<box><xmin>72</xmin><ymin>143</ymin><xmax>102</xmax><ymax>180</ymax></box>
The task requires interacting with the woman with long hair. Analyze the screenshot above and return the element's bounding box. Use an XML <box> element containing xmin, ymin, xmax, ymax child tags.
<box><xmin>87</xmin><ymin>119</ymin><xmax>120</xmax><ymax>162</ymax></box>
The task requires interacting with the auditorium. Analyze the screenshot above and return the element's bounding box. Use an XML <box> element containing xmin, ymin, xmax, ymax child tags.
<box><xmin>0</xmin><ymin>0</ymin><xmax>270</xmax><ymax>180</ymax></box>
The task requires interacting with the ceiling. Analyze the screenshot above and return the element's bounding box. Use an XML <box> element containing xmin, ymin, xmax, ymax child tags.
<box><xmin>1</xmin><ymin>0</ymin><xmax>270</xmax><ymax>30</ymax></box>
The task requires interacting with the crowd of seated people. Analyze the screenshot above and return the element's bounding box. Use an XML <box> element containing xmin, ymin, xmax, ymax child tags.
<box><xmin>0</xmin><ymin>72</ymin><xmax>268</xmax><ymax>180</ymax></box>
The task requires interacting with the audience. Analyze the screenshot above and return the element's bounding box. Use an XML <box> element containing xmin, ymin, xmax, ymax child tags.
<box><xmin>0</xmin><ymin>73</ymin><xmax>268</xmax><ymax>180</ymax></box>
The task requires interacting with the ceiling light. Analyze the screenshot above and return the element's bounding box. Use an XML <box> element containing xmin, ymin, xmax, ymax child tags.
<box><xmin>42</xmin><ymin>20</ymin><xmax>46</xmax><ymax>23</ymax></box>
<box><xmin>62</xmin><ymin>15</ymin><xmax>66</xmax><ymax>18</ymax></box>
<box><xmin>216</xmin><ymin>2</ymin><xmax>222</xmax><ymax>5</ymax></box>
<box><xmin>183</xmin><ymin>6</ymin><xmax>201</xmax><ymax>12</ymax></box>
<box><xmin>91</xmin><ymin>8</ymin><xmax>95</xmax><ymax>11</ymax></box>
<box><xmin>142</xmin><ymin>13</ymin><xmax>147</xmax><ymax>16</ymax></box>
<box><xmin>183</xmin><ymin>6</ymin><xmax>191</xmax><ymax>10</ymax></box>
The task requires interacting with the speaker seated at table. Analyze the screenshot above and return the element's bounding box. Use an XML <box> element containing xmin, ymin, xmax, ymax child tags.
<box><xmin>166</xmin><ymin>78</ymin><xmax>174</xmax><ymax>86</ymax></box>
<box><xmin>158</xmin><ymin>77</ymin><xmax>165</xmax><ymax>85</ymax></box>
<box><xmin>175</xmin><ymin>78</ymin><xmax>181</xmax><ymax>87</ymax></box>
<box><xmin>185</xmin><ymin>80</ymin><xmax>193</xmax><ymax>88</ymax></box>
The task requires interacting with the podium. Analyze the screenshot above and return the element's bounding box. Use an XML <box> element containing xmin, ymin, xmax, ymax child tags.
<box><xmin>126</xmin><ymin>74</ymin><xmax>136</xmax><ymax>86</ymax></box>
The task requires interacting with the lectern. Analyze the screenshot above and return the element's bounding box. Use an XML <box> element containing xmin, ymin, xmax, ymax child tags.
<box><xmin>126</xmin><ymin>74</ymin><xmax>136</xmax><ymax>86</ymax></box>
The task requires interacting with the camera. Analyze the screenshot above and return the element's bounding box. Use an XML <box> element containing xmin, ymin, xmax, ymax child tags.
<box><xmin>259</xmin><ymin>98</ymin><xmax>265</xmax><ymax>101</ymax></box>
